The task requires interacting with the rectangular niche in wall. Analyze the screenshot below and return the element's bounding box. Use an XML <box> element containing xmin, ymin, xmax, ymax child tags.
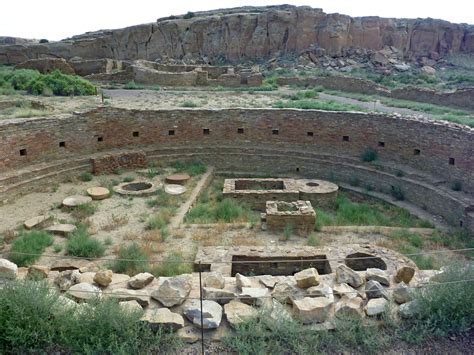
<box><xmin>59</xmin><ymin>141</ymin><xmax>66</xmax><ymax>148</ymax></box>
<box><xmin>19</xmin><ymin>148</ymin><xmax>27</xmax><ymax>156</ymax></box>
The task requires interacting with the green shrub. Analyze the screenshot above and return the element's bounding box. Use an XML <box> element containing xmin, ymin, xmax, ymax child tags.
<box><xmin>70</xmin><ymin>202</ymin><xmax>97</xmax><ymax>220</ymax></box>
<box><xmin>146</xmin><ymin>213</ymin><xmax>168</xmax><ymax>230</ymax></box>
<box><xmin>274</xmin><ymin>99</ymin><xmax>365</xmax><ymax>111</ymax></box>
<box><xmin>181</xmin><ymin>100</ymin><xmax>199</xmax><ymax>108</ymax></box>
<box><xmin>183</xmin><ymin>11</ymin><xmax>195</xmax><ymax>19</ymax></box>
<box><xmin>9</xmin><ymin>230</ymin><xmax>53</xmax><ymax>266</ymax></box>
<box><xmin>0</xmin><ymin>280</ymin><xmax>178</xmax><ymax>353</ymax></box>
<box><xmin>66</xmin><ymin>227</ymin><xmax>104</xmax><ymax>258</ymax></box>
<box><xmin>361</xmin><ymin>148</ymin><xmax>378</xmax><ymax>162</ymax></box>
<box><xmin>283</xmin><ymin>224</ymin><xmax>293</xmax><ymax>240</ymax></box>
<box><xmin>28</xmin><ymin>70</ymin><xmax>96</xmax><ymax>96</ymax></box>
<box><xmin>401</xmin><ymin>263</ymin><xmax>474</xmax><ymax>342</ymax></box>
<box><xmin>171</xmin><ymin>160</ymin><xmax>206</xmax><ymax>176</ymax></box>
<box><xmin>122</xmin><ymin>176</ymin><xmax>135</xmax><ymax>183</ymax></box>
<box><xmin>390</xmin><ymin>230</ymin><xmax>424</xmax><ymax>248</ymax></box>
<box><xmin>391</xmin><ymin>185</ymin><xmax>405</xmax><ymax>201</ymax></box>
<box><xmin>79</xmin><ymin>172</ymin><xmax>93</xmax><ymax>182</ymax></box>
<box><xmin>451</xmin><ymin>180</ymin><xmax>462</xmax><ymax>191</ymax></box>
<box><xmin>151</xmin><ymin>252</ymin><xmax>193</xmax><ymax>277</ymax></box>
<box><xmin>307</xmin><ymin>233</ymin><xmax>320</xmax><ymax>246</ymax></box>
<box><xmin>124</xmin><ymin>81</ymin><xmax>144</xmax><ymax>90</ymax></box>
<box><xmin>9</xmin><ymin>69</ymin><xmax>41</xmax><ymax>90</ymax></box>
<box><xmin>111</xmin><ymin>243</ymin><xmax>149</xmax><ymax>275</ymax></box>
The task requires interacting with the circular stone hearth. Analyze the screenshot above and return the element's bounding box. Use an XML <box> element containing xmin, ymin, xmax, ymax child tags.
<box><xmin>62</xmin><ymin>195</ymin><xmax>93</xmax><ymax>207</ymax></box>
<box><xmin>165</xmin><ymin>173</ymin><xmax>190</xmax><ymax>185</ymax></box>
<box><xmin>164</xmin><ymin>184</ymin><xmax>187</xmax><ymax>195</ymax></box>
<box><xmin>113</xmin><ymin>181</ymin><xmax>159</xmax><ymax>196</ymax></box>
<box><xmin>87</xmin><ymin>187</ymin><xmax>110</xmax><ymax>200</ymax></box>
<box><xmin>297</xmin><ymin>179</ymin><xmax>339</xmax><ymax>209</ymax></box>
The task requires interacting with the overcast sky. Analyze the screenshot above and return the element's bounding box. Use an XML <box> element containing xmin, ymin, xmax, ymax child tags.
<box><xmin>2</xmin><ymin>0</ymin><xmax>473</xmax><ymax>41</ymax></box>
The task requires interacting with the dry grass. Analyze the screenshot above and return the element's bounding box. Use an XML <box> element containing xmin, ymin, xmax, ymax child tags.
<box><xmin>192</xmin><ymin>228</ymin><xmax>224</xmax><ymax>246</ymax></box>
<box><xmin>231</xmin><ymin>230</ymin><xmax>262</xmax><ymax>246</ymax></box>
<box><xmin>101</xmin><ymin>214</ymin><xmax>129</xmax><ymax>232</ymax></box>
<box><xmin>172</xmin><ymin>229</ymin><xmax>187</xmax><ymax>239</ymax></box>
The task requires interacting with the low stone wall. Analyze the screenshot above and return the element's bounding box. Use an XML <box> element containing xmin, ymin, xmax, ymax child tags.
<box><xmin>69</xmin><ymin>59</ymin><xmax>121</xmax><ymax>76</ymax></box>
<box><xmin>132</xmin><ymin>66</ymin><xmax>199</xmax><ymax>86</ymax></box>
<box><xmin>266</xmin><ymin>200</ymin><xmax>316</xmax><ymax>236</ymax></box>
<box><xmin>91</xmin><ymin>151</ymin><xmax>147</xmax><ymax>175</ymax></box>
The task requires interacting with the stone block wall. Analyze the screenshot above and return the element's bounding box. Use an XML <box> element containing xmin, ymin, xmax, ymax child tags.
<box><xmin>91</xmin><ymin>151</ymin><xmax>147</xmax><ymax>175</ymax></box>
<box><xmin>266</xmin><ymin>200</ymin><xmax>316</xmax><ymax>236</ymax></box>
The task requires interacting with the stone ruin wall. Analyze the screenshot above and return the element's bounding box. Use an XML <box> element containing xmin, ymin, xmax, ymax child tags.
<box><xmin>0</xmin><ymin>107</ymin><xmax>472</xmax><ymax>233</ymax></box>
<box><xmin>91</xmin><ymin>151</ymin><xmax>147</xmax><ymax>175</ymax></box>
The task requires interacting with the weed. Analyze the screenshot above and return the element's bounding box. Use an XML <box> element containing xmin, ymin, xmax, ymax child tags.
<box><xmin>66</xmin><ymin>226</ymin><xmax>105</xmax><ymax>258</ymax></box>
<box><xmin>122</xmin><ymin>176</ymin><xmax>135</xmax><ymax>183</ymax></box>
<box><xmin>79</xmin><ymin>172</ymin><xmax>93</xmax><ymax>182</ymax></box>
<box><xmin>104</xmin><ymin>236</ymin><xmax>113</xmax><ymax>246</ymax></box>
<box><xmin>111</xmin><ymin>243</ymin><xmax>149</xmax><ymax>275</ymax></box>
<box><xmin>124</xmin><ymin>81</ymin><xmax>144</xmax><ymax>90</ymax></box>
<box><xmin>70</xmin><ymin>202</ymin><xmax>97</xmax><ymax>220</ymax></box>
<box><xmin>181</xmin><ymin>100</ymin><xmax>199</xmax><ymax>108</ymax></box>
<box><xmin>9</xmin><ymin>230</ymin><xmax>53</xmax><ymax>266</ymax></box>
<box><xmin>151</xmin><ymin>252</ymin><xmax>193</xmax><ymax>277</ymax></box>
<box><xmin>391</xmin><ymin>185</ymin><xmax>405</xmax><ymax>201</ymax></box>
<box><xmin>171</xmin><ymin>160</ymin><xmax>206</xmax><ymax>176</ymax></box>
<box><xmin>283</xmin><ymin>224</ymin><xmax>293</xmax><ymax>240</ymax></box>
<box><xmin>274</xmin><ymin>99</ymin><xmax>365</xmax><ymax>111</ymax></box>
<box><xmin>307</xmin><ymin>233</ymin><xmax>320</xmax><ymax>246</ymax></box>
<box><xmin>53</xmin><ymin>244</ymin><xmax>62</xmax><ymax>253</ymax></box>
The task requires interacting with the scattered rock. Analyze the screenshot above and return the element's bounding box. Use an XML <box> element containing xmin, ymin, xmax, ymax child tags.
<box><xmin>294</xmin><ymin>268</ymin><xmax>319</xmax><ymax>289</ymax></box>
<box><xmin>272</xmin><ymin>280</ymin><xmax>300</xmax><ymax>304</ymax></box>
<box><xmin>394</xmin><ymin>63</ymin><xmax>411</xmax><ymax>72</ymax></box>
<box><xmin>203</xmin><ymin>287</ymin><xmax>236</xmax><ymax>304</ymax></box>
<box><xmin>75</xmin><ymin>271</ymin><xmax>95</xmax><ymax>284</ymax></box>
<box><xmin>336</xmin><ymin>264</ymin><xmax>364</xmax><ymax>288</ymax></box>
<box><xmin>94</xmin><ymin>270</ymin><xmax>113</xmax><ymax>287</ymax></box>
<box><xmin>28</xmin><ymin>265</ymin><xmax>49</xmax><ymax>279</ymax></box>
<box><xmin>307</xmin><ymin>284</ymin><xmax>334</xmax><ymax>302</ymax></box>
<box><xmin>183</xmin><ymin>300</ymin><xmax>223</xmax><ymax>329</ymax></box>
<box><xmin>119</xmin><ymin>300</ymin><xmax>143</xmax><ymax>312</ymax></box>
<box><xmin>333</xmin><ymin>283</ymin><xmax>358</xmax><ymax>299</ymax></box>
<box><xmin>293</xmin><ymin>297</ymin><xmax>334</xmax><ymax>324</ymax></box>
<box><xmin>54</xmin><ymin>270</ymin><xmax>81</xmax><ymax>290</ymax></box>
<box><xmin>240</xmin><ymin>287</ymin><xmax>269</xmax><ymax>306</ymax></box>
<box><xmin>62</xmin><ymin>195</ymin><xmax>93</xmax><ymax>207</ymax></box>
<box><xmin>395</xmin><ymin>266</ymin><xmax>415</xmax><ymax>284</ymax></box>
<box><xmin>393</xmin><ymin>281</ymin><xmax>412</xmax><ymax>304</ymax></box>
<box><xmin>108</xmin><ymin>288</ymin><xmax>150</xmax><ymax>307</ymax></box>
<box><xmin>365</xmin><ymin>280</ymin><xmax>389</xmax><ymax>300</ymax></box>
<box><xmin>44</xmin><ymin>224</ymin><xmax>77</xmax><ymax>236</ymax></box>
<box><xmin>224</xmin><ymin>300</ymin><xmax>258</xmax><ymax>327</ymax></box>
<box><xmin>266</xmin><ymin>298</ymin><xmax>293</xmax><ymax>323</ymax></box>
<box><xmin>335</xmin><ymin>296</ymin><xmax>364</xmax><ymax>318</ymax></box>
<box><xmin>151</xmin><ymin>274</ymin><xmax>192</xmax><ymax>307</ymax></box>
<box><xmin>366</xmin><ymin>268</ymin><xmax>390</xmax><ymax>286</ymax></box>
<box><xmin>258</xmin><ymin>275</ymin><xmax>278</xmax><ymax>288</ymax></box>
<box><xmin>421</xmin><ymin>66</ymin><xmax>436</xmax><ymax>75</ymax></box>
<box><xmin>142</xmin><ymin>308</ymin><xmax>184</xmax><ymax>331</ymax></box>
<box><xmin>24</xmin><ymin>215</ymin><xmax>52</xmax><ymax>229</ymax></box>
<box><xmin>87</xmin><ymin>187</ymin><xmax>110</xmax><ymax>200</ymax></box>
<box><xmin>128</xmin><ymin>272</ymin><xmax>155</xmax><ymax>289</ymax></box>
<box><xmin>67</xmin><ymin>282</ymin><xmax>101</xmax><ymax>301</ymax></box>
<box><xmin>235</xmin><ymin>273</ymin><xmax>252</xmax><ymax>289</ymax></box>
<box><xmin>204</xmin><ymin>272</ymin><xmax>225</xmax><ymax>289</ymax></box>
<box><xmin>365</xmin><ymin>298</ymin><xmax>388</xmax><ymax>316</ymax></box>
<box><xmin>0</xmin><ymin>258</ymin><xmax>17</xmax><ymax>279</ymax></box>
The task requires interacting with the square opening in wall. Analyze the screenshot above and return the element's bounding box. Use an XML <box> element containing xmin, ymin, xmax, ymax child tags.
<box><xmin>168</xmin><ymin>130</ymin><xmax>175</xmax><ymax>136</ymax></box>
<box><xmin>133</xmin><ymin>131</ymin><xmax>139</xmax><ymax>137</ymax></box>
<box><xmin>342</xmin><ymin>135</ymin><xmax>349</xmax><ymax>141</ymax></box>
<box><xmin>203</xmin><ymin>128</ymin><xmax>210</xmax><ymax>135</ymax></box>
<box><xmin>413</xmin><ymin>149</ymin><xmax>421</xmax><ymax>155</ymax></box>
<box><xmin>378</xmin><ymin>141</ymin><xmax>385</xmax><ymax>147</ymax></box>
<box><xmin>272</xmin><ymin>129</ymin><xmax>279</xmax><ymax>135</ymax></box>
<box><xmin>19</xmin><ymin>149</ymin><xmax>27</xmax><ymax>156</ymax></box>
<box><xmin>59</xmin><ymin>141</ymin><xmax>66</xmax><ymax>148</ymax></box>
<box><xmin>97</xmin><ymin>136</ymin><xmax>103</xmax><ymax>142</ymax></box>
<box><xmin>449</xmin><ymin>157</ymin><xmax>455</xmax><ymax>165</ymax></box>
<box><xmin>307</xmin><ymin>131</ymin><xmax>314</xmax><ymax>137</ymax></box>
<box><xmin>237</xmin><ymin>128</ymin><xmax>244</xmax><ymax>134</ymax></box>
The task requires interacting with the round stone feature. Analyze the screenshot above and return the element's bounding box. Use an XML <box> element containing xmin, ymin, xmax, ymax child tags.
<box><xmin>62</xmin><ymin>195</ymin><xmax>93</xmax><ymax>207</ymax></box>
<box><xmin>165</xmin><ymin>174</ymin><xmax>190</xmax><ymax>185</ymax></box>
<box><xmin>114</xmin><ymin>181</ymin><xmax>159</xmax><ymax>196</ymax></box>
<box><xmin>165</xmin><ymin>184</ymin><xmax>187</xmax><ymax>195</ymax></box>
<box><xmin>87</xmin><ymin>187</ymin><xmax>110</xmax><ymax>200</ymax></box>
<box><xmin>297</xmin><ymin>179</ymin><xmax>339</xmax><ymax>209</ymax></box>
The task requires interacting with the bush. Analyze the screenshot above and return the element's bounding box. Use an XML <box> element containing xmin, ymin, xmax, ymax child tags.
<box><xmin>28</xmin><ymin>70</ymin><xmax>96</xmax><ymax>96</ymax></box>
<box><xmin>401</xmin><ymin>263</ymin><xmax>474</xmax><ymax>342</ymax></box>
<box><xmin>361</xmin><ymin>148</ymin><xmax>378</xmax><ymax>162</ymax></box>
<box><xmin>66</xmin><ymin>226</ymin><xmax>105</xmax><ymax>258</ymax></box>
<box><xmin>183</xmin><ymin>11</ymin><xmax>195</xmax><ymax>19</ymax></box>
<box><xmin>70</xmin><ymin>202</ymin><xmax>97</xmax><ymax>220</ymax></box>
<box><xmin>451</xmin><ymin>180</ymin><xmax>462</xmax><ymax>191</ymax></box>
<box><xmin>8</xmin><ymin>69</ymin><xmax>41</xmax><ymax>90</ymax></box>
<box><xmin>151</xmin><ymin>252</ymin><xmax>193</xmax><ymax>277</ymax></box>
<box><xmin>39</xmin><ymin>39</ymin><xmax>49</xmax><ymax>43</ymax></box>
<box><xmin>0</xmin><ymin>280</ymin><xmax>179</xmax><ymax>353</ymax></box>
<box><xmin>391</xmin><ymin>185</ymin><xmax>405</xmax><ymax>201</ymax></box>
<box><xmin>124</xmin><ymin>81</ymin><xmax>144</xmax><ymax>90</ymax></box>
<box><xmin>171</xmin><ymin>160</ymin><xmax>206</xmax><ymax>176</ymax></box>
<box><xmin>307</xmin><ymin>233</ymin><xmax>320</xmax><ymax>246</ymax></box>
<box><xmin>79</xmin><ymin>172</ymin><xmax>93</xmax><ymax>182</ymax></box>
<box><xmin>274</xmin><ymin>99</ymin><xmax>365</xmax><ymax>111</ymax></box>
<box><xmin>111</xmin><ymin>243</ymin><xmax>149</xmax><ymax>275</ymax></box>
<box><xmin>9</xmin><ymin>230</ymin><xmax>53</xmax><ymax>266</ymax></box>
<box><xmin>181</xmin><ymin>100</ymin><xmax>199</xmax><ymax>108</ymax></box>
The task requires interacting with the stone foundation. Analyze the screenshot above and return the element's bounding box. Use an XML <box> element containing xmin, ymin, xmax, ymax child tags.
<box><xmin>266</xmin><ymin>200</ymin><xmax>316</xmax><ymax>236</ymax></box>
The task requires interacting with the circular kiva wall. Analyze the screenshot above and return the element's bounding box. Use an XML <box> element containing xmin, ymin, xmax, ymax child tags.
<box><xmin>0</xmin><ymin>107</ymin><xmax>473</xmax><ymax>233</ymax></box>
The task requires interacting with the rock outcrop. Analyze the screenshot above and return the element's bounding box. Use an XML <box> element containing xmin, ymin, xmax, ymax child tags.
<box><xmin>1</xmin><ymin>5</ymin><xmax>472</xmax><ymax>65</ymax></box>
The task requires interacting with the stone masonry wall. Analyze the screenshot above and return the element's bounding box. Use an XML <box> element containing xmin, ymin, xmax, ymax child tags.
<box><xmin>91</xmin><ymin>151</ymin><xmax>147</xmax><ymax>175</ymax></box>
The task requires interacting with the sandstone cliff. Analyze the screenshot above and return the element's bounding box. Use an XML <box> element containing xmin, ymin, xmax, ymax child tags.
<box><xmin>1</xmin><ymin>5</ymin><xmax>473</xmax><ymax>65</ymax></box>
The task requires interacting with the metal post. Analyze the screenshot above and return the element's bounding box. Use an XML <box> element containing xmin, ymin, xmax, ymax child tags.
<box><xmin>199</xmin><ymin>261</ymin><xmax>205</xmax><ymax>355</ymax></box>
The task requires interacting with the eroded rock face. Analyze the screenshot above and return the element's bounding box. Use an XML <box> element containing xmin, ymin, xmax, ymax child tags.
<box><xmin>1</xmin><ymin>6</ymin><xmax>471</xmax><ymax>65</ymax></box>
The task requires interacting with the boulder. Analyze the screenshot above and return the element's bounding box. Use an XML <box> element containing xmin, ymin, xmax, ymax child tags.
<box><xmin>307</xmin><ymin>284</ymin><xmax>334</xmax><ymax>302</ymax></box>
<box><xmin>151</xmin><ymin>274</ymin><xmax>192</xmax><ymax>307</ymax></box>
<box><xmin>28</xmin><ymin>265</ymin><xmax>49</xmax><ymax>279</ymax></box>
<box><xmin>258</xmin><ymin>275</ymin><xmax>278</xmax><ymax>288</ymax></box>
<box><xmin>54</xmin><ymin>270</ymin><xmax>81</xmax><ymax>290</ymax></box>
<box><xmin>421</xmin><ymin>66</ymin><xmax>436</xmax><ymax>75</ymax></box>
<box><xmin>235</xmin><ymin>273</ymin><xmax>252</xmax><ymax>289</ymax></box>
<box><xmin>399</xmin><ymin>299</ymin><xmax>421</xmax><ymax>318</ymax></box>
<box><xmin>24</xmin><ymin>215</ymin><xmax>52</xmax><ymax>229</ymax></box>
<box><xmin>183</xmin><ymin>300</ymin><xmax>223</xmax><ymax>329</ymax></box>
<box><xmin>108</xmin><ymin>288</ymin><xmax>150</xmax><ymax>307</ymax></box>
<box><xmin>67</xmin><ymin>282</ymin><xmax>101</xmax><ymax>301</ymax></box>
<box><xmin>240</xmin><ymin>287</ymin><xmax>269</xmax><ymax>306</ymax></box>
<box><xmin>395</xmin><ymin>266</ymin><xmax>415</xmax><ymax>284</ymax></box>
<box><xmin>294</xmin><ymin>268</ymin><xmax>319</xmax><ymax>288</ymax></box>
<box><xmin>394</xmin><ymin>63</ymin><xmax>411</xmax><ymax>72</ymax></box>
<box><xmin>75</xmin><ymin>272</ymin><xmax>95</xmax><ymax>284</ymax></box>
<box><xmin>204</xmin><ymin>272</ymin><xmax>225</xmax><ymax>289</ymax></box>
<box><xmin>266</xmin><ymin>298</ymin><xmax>293</xmax><ymax>323</ymax></box>
<box><xmin>333</xmin><ymin>283</ymin><xmax>358</xmax><ymax>299</ymax></box>
<box><xmin>142</xmin><ymin>308</ymin><xmax>184</xmax><ymax>331</ymax></box>
<box><xmin>336</xmin><ymin>264</ymin><xmax>364</xmax><ymax>288</ymax></box>
<box><xmin>119</xmin><ymin>300</ymin><xmax>143</xmax><ymax>312</ymax></box>
<box><xmin>0</xmin><ymin>258</ymin><xmax>18</xmax><ymax>279</ymax></box>
<box><xmin>272</xmin><ymin>280</ymin><xmax>300</xmax><ymax>304</ymax></box>
<box><xmin>224</xmin><ymin>300</ymin><xmax>258</xmax><ymax>327</ymax></box>
<box><xmin>62</xmin><ymin>195</ymin><xmax>93</xmax><ymax>207</ymax></box>
<box><xmin>128</xmin><ymin>272</ymin><xmax>155</xmax><ymax>289</ymax></box>
<box><xmin>393</xmin><ymin>281</ymin><xmax>412</xmax><ymax>304</ymax></box>
<box><xmin>365</xmin><ymin>268</ymin><xmax>390</xmax><ymax>286</ymax></box>
<box><xmin>365</xmin><ymin>298</ymin><xmax>388</xmax><ymax>316</ymax></box>
<box><xmin>335</xmin><ymin>296</ymin><xmax>364</xmax><ymax>318</ymax></box>
<box><xmin>365</xmin><ymin>280</ymin><xmax>389</xmax><ymax>300</ymax></box>
<box><xmin>292</xmin><ymin>297</ymin><xmax>333</xmax><ymax>324</ymax></box>
<box><xmin>44</xmin><ymin>224</ymin><xmax>77</xmax><ymax>236</ymax></box>
<box><xmin>203</xmin><ymin>287</ymin><xmax>236</xmax><ymax>304</ymax></box>
<box><xmin>93</xmin><ymin>270</ymin><xmax>113</xmax><ymax>287</ymax></box>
